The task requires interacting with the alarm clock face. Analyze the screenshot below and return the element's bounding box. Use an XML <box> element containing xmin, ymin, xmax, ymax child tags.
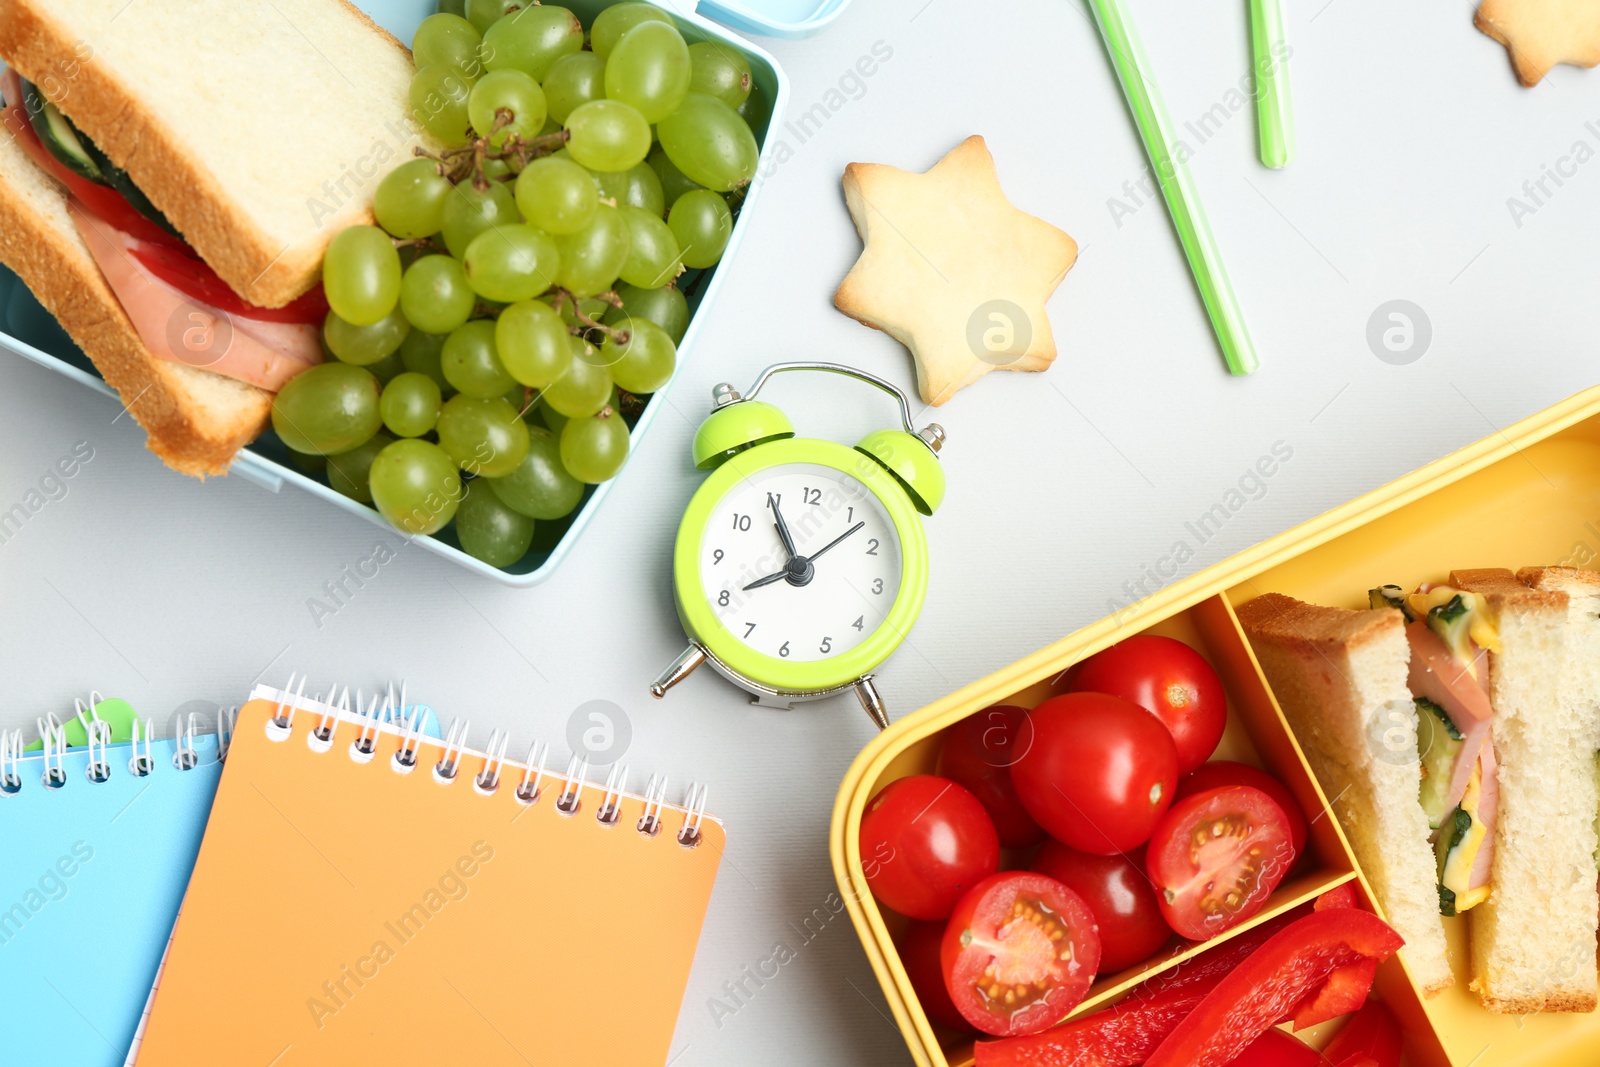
<box><xmin>700</xmin><ymin>463</ymin><xmax>903</xmax><ymax>663</ymax></box>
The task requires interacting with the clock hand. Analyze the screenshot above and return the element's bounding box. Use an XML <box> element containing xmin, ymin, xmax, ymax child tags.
<box><xmin>768</xmin><ymin>493</ymin><xmax>798</xmax><ymax>560</ymax></box>
<box><xmin>742</xmin><ymin>569</ymin><xmax>791</xmax><ymax>591</ymax></box>
<box><xmin>806</xmin><ymin>521</ymin><xmax>866</xmax><ymax>564</ymax></box>
<box><xmin>741</xmin><ymin>520</ymin><xmax>865</xmax><ymax>592</ymax></box>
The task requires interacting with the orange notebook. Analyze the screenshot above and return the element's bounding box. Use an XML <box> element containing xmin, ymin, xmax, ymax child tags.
<box><xmin>135</xmin><ymin>684</ymin><xmax>724</xmax><ymax>1067</ymax></box>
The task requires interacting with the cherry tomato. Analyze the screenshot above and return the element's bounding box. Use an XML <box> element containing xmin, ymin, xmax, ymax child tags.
<box><xmin>936</xmin><ymin>705</ymin><xmax>1045</xmax><ymax>848</ymax></box>
<box><xmin>860</xmin><ymin>775</ymin><xmax>1000</xmax><ymax>920</ymax></box>
<box><xmin>940</xmin><ymin>871</ymin><xmax>1102</xmax><ymax>1037</ymax></box>
<box><xmin>895</xmin><ymin>920</ymin><xmax>971</xmax><ymax>1032</ymax></box>
<box><xmin>1031</xmin><ymin>840</ymin><xmax>1170</xmax><ymax>972</ymax></box>
<box><xmin>1011</xmin><ymin>693</ymin><xmax>1179</xmax><ymax>855</ymax></box>
<box><xmin>1146</xmin><ymin>785</ymin><xmax>1295</xmax><ymax>941</ymax></box>
<box><xmin>1176</xmin><ymin>760</ymin><xmax>1308</xmax><ymax>861</ymax></box>
<box><xmin>1066</xmin><ymin>635</ymin><xmax>1227</xmax><ymax>774</ymax></box>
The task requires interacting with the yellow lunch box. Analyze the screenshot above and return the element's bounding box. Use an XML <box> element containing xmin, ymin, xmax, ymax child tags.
<box><xmin>832</xmin><ymin>383</ymin><xmax>1600</xmax><ymax>1067</ymax></box>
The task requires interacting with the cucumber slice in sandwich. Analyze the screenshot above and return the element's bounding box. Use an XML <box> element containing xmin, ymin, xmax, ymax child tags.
<box><xmin>1425</xmin><ymin>592</ymin><xmax>1475</xmax><ymax>660</ymax></box>
<box><xmin>20</xmin><ymin>78</ymin><xmax>103</xmax><ymax>183</ymax></box>
<box><xmin>1368</xmin><ymin>584</ymin><xmax>1414</xmax><ymax>620</ymax></box>
<box><xmin>1415</xmin><ymin>697</ymin><xmax>1464</xmax><ymax>830</ymax></box>
<box><xmin>1435</xmin><ymin>806</ymin><xmax>1473</xmax><ymax>916</ymax></box>
<box><xmin>19</xmin><ymin>78</ymin><xmax>181</xmax><ymax>239</ymax></box>
<box><xmin>79</xmin><ymin>137</ymin><xmax>182</xmax><ymax>239</ymax></box>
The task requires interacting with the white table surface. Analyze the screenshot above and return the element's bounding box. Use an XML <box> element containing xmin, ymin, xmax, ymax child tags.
<box><xmin>2</xmin><ymin>0</ymin><xmax>1596</xmax><ymax>1062</ymax></box>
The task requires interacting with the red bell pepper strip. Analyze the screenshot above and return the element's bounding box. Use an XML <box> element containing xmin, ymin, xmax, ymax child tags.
<box><xmin>1290</xmin><ymin>956</ymin><xmax>1378</xmax><ymax>1029</ymax></box>
<box><xmin>1314</xmin><ymin>882</ymin><xmax>1360</xmax><ymax>912</ymax></box>
<box><xmin>1141</xmin><ymin>910</ymin><xmax>1404</xmax><ymax>1067</ymax></box>
<box><xmin>1320</xmin><ymin>999</ymin><xmax>1402</xmax><ymax>1067</ymax></box>
<box><xmin>973</xmin><ymin>894</ymin><xmax>1384</xmax><ymax>1067</ymax></box>
<box><xmin>972</xmin><ymin>916</ymin><xmax>1299</xmax><ymax>1067</ymax></box>
<box><xmin>1225</xmin><ymin>1028</ymin><xmax>1323</xmax><ymax>1067</ymax></box>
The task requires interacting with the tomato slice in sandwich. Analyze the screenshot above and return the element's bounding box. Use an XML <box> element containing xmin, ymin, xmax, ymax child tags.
<box><xmin>940</xmin><ymin>871</ymin><xmax>1102</xmax><ymax>1037</ymax></box>
<box><xmin>126</xmin><ymin>240</ymin><xmax>329</xmax><ymax>325</ymax></box>
<box><xmin>1147</xmin><ymin>785</ymin><xmax>1294</xmax><ymax>941</ymax></box>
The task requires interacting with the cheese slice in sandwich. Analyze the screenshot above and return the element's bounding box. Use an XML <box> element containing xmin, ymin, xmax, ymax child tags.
<box><xmin>1236</xmin><ymin>592</ymin><xmax>1455</xmax><ymax>998</ymax></box>
<box><xmin>1453</xmin><ymin>567</ymin><xmax>1598</xmax><ymax>1014</ymax></box>
<box><xmin>0</xmin><ymin>0</ymin><xmax>430</xmax><ymax>474</ymax></box>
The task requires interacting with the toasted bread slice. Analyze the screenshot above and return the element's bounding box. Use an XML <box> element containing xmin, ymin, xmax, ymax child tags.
<box><xmin>0</xmin><ymin>0</ymin><xmax>428</xmax><ymax>308</ymax></box>
<box><xmin>0</xmin><ymin>118</ymin><xmax>269</xmax><ymax>475</ymax></box>
<box><xmin>1450</xmin><ymin>568</ymin><xmax>1595</xmax><ymax>1013</ymax></box>
<box><xmin>1236</xmin><ymin>592</ymin><xmax>1455</xmax><ymax>998</ymax></box>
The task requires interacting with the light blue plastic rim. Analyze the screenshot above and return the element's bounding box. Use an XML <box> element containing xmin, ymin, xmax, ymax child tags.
<box><xmin>694</xmin><ymin>0</ymin><xmax>852</xmax><ymax>38</ymax></box>
<box><xmin>0</xmin><ymin>1</ymin><xmax>792</xmax><ymax>589</ymax></box>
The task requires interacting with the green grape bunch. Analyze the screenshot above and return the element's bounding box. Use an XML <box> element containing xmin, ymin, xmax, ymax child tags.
<box><xmin>286</xmin><ymin>1</ymin><xmax>765</xmax><ymax>569</ymax></box>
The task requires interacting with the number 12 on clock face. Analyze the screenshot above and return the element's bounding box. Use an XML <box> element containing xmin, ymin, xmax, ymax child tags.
<box><xmin>700</xmin><ymin>463</ymin><xmax>902</xmax><ymax>665</ymax></box>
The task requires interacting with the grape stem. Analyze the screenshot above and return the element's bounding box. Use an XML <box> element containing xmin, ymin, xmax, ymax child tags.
<box><xmin>394</xmin><ymin>236</ymin><xmax>445</xmax><ymax>254</ymax></box>
<box><xmin>548</xmin><ymin>288</ymin><xmax>631</xmax><ymax>344</ymax></box>
<box><xmin>412</xmin><ymin>122</ymin><xmax>571</xmax><ymax>192</ymax></box>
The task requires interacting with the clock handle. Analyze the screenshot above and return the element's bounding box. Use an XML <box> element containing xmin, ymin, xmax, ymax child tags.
<box><xmin>737</xmin><ymin>362</ymin><xmax>936</xmax><ymax>444</ymax></box>
<box><xmin>855</xmin><ymin>677</ymin><xmax>889</xmax><ymax>731</ymax></box>
<box><xmin>649</xmin><ymin>644</ymin><xmax>707</xmax><ymax>699</ymax></box>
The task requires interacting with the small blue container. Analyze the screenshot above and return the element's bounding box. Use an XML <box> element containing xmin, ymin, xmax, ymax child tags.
<box><xmin>0</xmin><ymin>0</ymin><xmax>846</xmax><ymax>585</ymax></box>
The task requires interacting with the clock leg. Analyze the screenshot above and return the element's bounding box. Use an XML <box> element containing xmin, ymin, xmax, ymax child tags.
<box><xmin>649</xmin><ymin>644</ymin><xmax>707</xmax><ymax>698</ymax></box>
<box><xmin>855</xmin><ymin>677</ymin><xmax>889</xmax><ymax>731</ymax></box>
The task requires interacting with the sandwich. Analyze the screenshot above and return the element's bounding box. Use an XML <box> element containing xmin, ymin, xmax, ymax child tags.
<box><xmin>1235</xmin><ymin>592</ymin><xmax>1455</xmax><ymax>998</ymax></box>
<box><xmin>0</xmin><ymin>0</ymin><xmax>428</xmax><ymax>475</ymax></box>
<box><xmin>1239</xmin><ymin>570</ymin><xmax>1600</xmax><ymax>1013</ymax></box>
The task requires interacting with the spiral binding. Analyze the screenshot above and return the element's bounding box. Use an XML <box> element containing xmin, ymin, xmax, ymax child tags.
<box><xmin>1</xmin><ymin>730</ymin><xmax>22</xmax><ymax>795</ymax></box>
<box><xmin>0</xmin><ymin>696</ymin><xmax>234</xmax><ymax>797</ymax></box>
<box><xmin>260</xmin><ymin>675</ymin><xmax>709</xmax><ymax>846</ymax></box>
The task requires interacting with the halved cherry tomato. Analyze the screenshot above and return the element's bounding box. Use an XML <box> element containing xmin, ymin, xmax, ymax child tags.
<box><xmin>896</xmin><ymin>920</ymin><xmax>972</xmax><ymax>1033</ymax></box>
<box><xmin>937</xmin><ymin>705</ymin><xmax>1045</xmax><ymax>848</ymax></box>
<box><xmin>941</xmin><ymin>871</ymin><xmax>1102</xmax><ymax>1037</ymax></box>
<box><xmin>128</xmin><ymin>241</ymin><xmax>329</xmax><ymax>325</ymax></box>
<box><xmin>1065</xmin><ymin>635</ymin><xmax>1227</xmax><ymax>774</ymax></box>
<box><xmin>860</xmin><ymin>775</ymin><xmax>999</xmax><ymax>920</ymax></box>
<box><xmin>1011</xmin><ymin>693</ymin><xmax>1179</xmax><ymax>855</ymax></box>
<box><xmin>1141</xmin><ymin>909</ymin><xmax>1404</xmax><ymax>1067</ymax></box>
<box><xmin>1177</xmin><ymin>760</ymin><xmax>1308</xmax><ymax>861</ymax></box>
<box><xmin>1320</xmin><ymin>999</ymin><xmax>1402</xmax><ymax>1067</ymax></box>
<box><xmin>1032</xmin><ymin>841</ymin><xmax>1170</xmax><ymax>973</ymax></box>
<box><xmin>1225</xmin><ymin>1028</ymin><xmax>1322</xmax><ymax>1067</ymax></box>
<box><xmin>1146</xmin><ymin>785</ymin><xmax>1295</xmax><ymax>941</ymax></box>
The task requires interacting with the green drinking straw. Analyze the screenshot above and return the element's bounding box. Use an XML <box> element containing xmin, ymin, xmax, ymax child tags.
<box><xmin>1085</xmin><ymin>0</ymin><xmax>1260</xmax><ymax>376</ymax></box>
<box><xmin>1250</xmin><ymin>0</ymin><xmax>1294</xmax><ymax>168</ymax></box>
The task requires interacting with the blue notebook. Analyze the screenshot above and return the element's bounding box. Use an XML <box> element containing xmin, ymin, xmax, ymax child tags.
<box><xmin>0</xmin><ymin>718</ymin><xmax>224</xmax><ymax>1067</ymax></box>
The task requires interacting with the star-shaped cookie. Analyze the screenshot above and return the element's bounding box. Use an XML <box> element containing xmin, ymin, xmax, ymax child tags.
<box><xmin>833</xmin><ymin>136</ymin><xmax>1078</xmax><ymax>407</ymax></box>
<box><xmin>1476</xmin><ymin>0</ymin><xmax>1600</xmax><ymax>85</ymax></box>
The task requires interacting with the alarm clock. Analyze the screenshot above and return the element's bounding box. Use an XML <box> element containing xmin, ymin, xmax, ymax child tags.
<box><xmin>649</xmin><ymin>362</ymin><xmax>945</xmax><ymax>731</ymax></box>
